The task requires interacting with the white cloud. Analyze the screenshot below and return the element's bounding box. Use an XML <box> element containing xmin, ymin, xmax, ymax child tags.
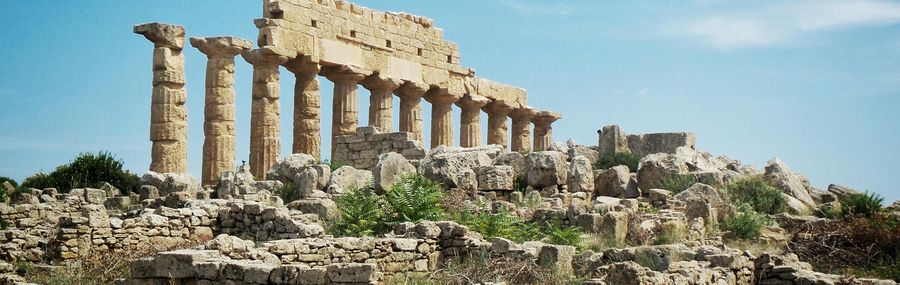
<box><xmin>497</xmin><ymin>0</ymin><xmax>575</xmax><ymax>17</ymax></box>
<box><xmin>671</xmin><ymin>0</ymin><xmax>900</xmax><ymax>49</ymax></box>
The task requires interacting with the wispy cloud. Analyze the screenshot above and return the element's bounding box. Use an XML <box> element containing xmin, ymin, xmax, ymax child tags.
<box><xmin>670</xmin><ymin>0</ymin><xmax>900</xmax><ymax>49</ymax></box>
<box><xmin>497</xmin><ymin>0</ymin><xmax>575</xmax><ymax>17</ymax></box>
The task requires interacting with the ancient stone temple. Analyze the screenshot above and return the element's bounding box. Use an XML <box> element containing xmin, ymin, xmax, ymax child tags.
<box><xmin>135</xmin><ymin>0</ymin><xmax>562</xmax><ymax>179</ymax></box>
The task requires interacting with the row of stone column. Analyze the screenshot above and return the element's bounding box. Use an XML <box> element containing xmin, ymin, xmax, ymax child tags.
<box><xmin>136</xmin><ymin>23</ymin><xmax>561</xmax><ymax>185</ymax></box>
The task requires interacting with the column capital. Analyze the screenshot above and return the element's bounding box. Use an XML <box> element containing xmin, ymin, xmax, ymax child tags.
<box><xmin>395</xmin><ymin>81</ymin><xmax>430</xmax><ymax>100</ymax></box>
<box><xmin>190</xmin><ymin>37</ymin><xmax>252</xmax><ymax>58</ymax></box>
<box><xmin>241</xmin><ymin>47</ymin><xmax>292</xmax><ymax>67</ymax></box>
<box><xmin>134</xmin><ymin>22</ymin><xmax>185</xmax><ymax>49</ymax></box>
<box><xmin>424</xmin><ymin>87</ymin><xmax>462</xmax><ymax>105</ymax></box>
<box><xmin>321</xmin><ymin>65</ymin><xmax>369</xmax><ymax>83</ymax></box>
<box><xmin>361</xmin><ymin>74</ymin><xmax>403</xmax><ymax>91</ymax></box>
<box><xmin>509</xmin><ymin>106</ymin><xmax>537</xmax><ymax>120</ymax></box>
<box><xmin>284</xmin><ymin>55</ymin><xmax>320</xmax><ymax>76</ymax></box>
<box><xmin>531</xmin><ymin>110</ymin><xmax>562</xmax><ymax>126</ymax></box>
<box><xmin>455</xmin><ymin>94</ymin><xmax>490</xmax><ymax>110</ymax></box>
<box><xmin>483</xmin><ymin>99</ymin><xmax>516</xmax><ymax>116</ymax></box>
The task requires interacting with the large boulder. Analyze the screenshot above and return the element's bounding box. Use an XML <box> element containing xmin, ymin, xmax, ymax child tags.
<box><xmin>595</xmin><ymin>165</ymin><xmax>639</xmax><ymax>198</ymax></box>
<box><xmin>674</xmin><ymin>183</ymin><xmax>728</xmax><ymax>222</ymax></box>
<box><xmin>419</xmin><ymin>147</ymin><xmax>493</xmax><ymax>188</ymax></box>
<box><xmin>764</xmin><ymin>158</ymin><xmax>815</xmax><ymax>207</ymax></box>
<box><xmin>526</xmin><ymin>151</ymin><xmax>568</xmax><ymax>188</ymax></box>
<box><xmin>372</xmin><ymin>152</ymin><xmax>416</xmax><ymax>193</ymax></box>
<box><xmin>476</xmin><ymin>165</ymin><xmax>515</xmax><ymax>191</ymax></box>
<box><xmin>637</xmin><ymin>147</ymin><xmax>729</xmax><ymax>191</ymax></box>
<box><xmin>568</xmin><ymin>156</ymin><xmax>594</xmax><ymax>193</ymax></box>
<box><xmin>266</xmin><ymin>154</ymin><xmax>330</xmax><ymax>191</ymax></box>
<box><xmin>827</xmin><ymin>184</ymin><xmax>861</xmax><ymax>201</ymax></box>
<box><xmin>141</xmin><ymin>171</ymin><xmax>202</xmax><ymax>197</ymax></box>
<box><xmin>568</xmin><ymin>145</ymin><xmax>599</xmax><ymax>166</ymax></box>
<box><xmin>327</xmin><ymin>166</ymin><xmax>373</xmax><ymax>195</ymax></box>
<box><xmin>493</xmin><ymin>152</ymin><xmax>528</xmax><ymax>178</ymax></box>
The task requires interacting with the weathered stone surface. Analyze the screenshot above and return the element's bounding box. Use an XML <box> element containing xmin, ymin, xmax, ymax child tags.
<box><xmin>595</xmin><ymin>165</ymin><xmax>639</xmax><ymax>198</ymax></box>
<box><xmin>332</xmin><ymin>127</ymin><xmax>427</xmax><ymax>170</ymax></box>
<box><xmin>526</xmin><ymin>151</ymin><xmax>568</xmax><ymax>188</ymax></box>
<box><xmin>509</xmin><ymin>107</ymin><xmax>537</xmax><ymax>152</ymax></box>
<box><xmin>827</xmin><ymin>184</ymin><xmax>861</xmax><ymax>201</ymax></box>
<box><xmin>568</xmin><ymin>156</ymin><xmax>594</xmax><ymax>193</ymax></box>
<box><xmin>531</xmin><ymin>111</ymin><xmax>561</xmax><ymax>152</ymax></box>
<box><xmin>493</xmin><ymin>152</ymin><xmax>528</xmax><ymax>178</ymax></box>
<box><xmin>419</xmin><ymin>146</ymin><xmax>493</xmax><ymax>188</ymax></box>
<box><xmin>568</xmin><ymin>145</ymin><xmax>600</xmax><ymax>166</ymax></box>
<box><xmin>475</xmin><ymin>165</ymin><xmax>515</xmax><ymax>191</ymax></box>
<box><xmin>242</xmin><ymin>47</ymin><xmax>292</xmax><ymax>179</ymax></box>
<box><xmin>373</xmin><ymin>152</ymin><xmax>416</xmax><ymax>193</ymax></box>
<box><xmin>141</xmin><ymin>171</ymin><xmax>202</xmax><ymax>196</ymax></box>
<box><xmin>764</xmin><ymin>158</ymin><xmax>815</xmax><ymax>208</ymax></box>
<box><xmin>327</xmin><ymin>166</ymin><xmax>373</xmax><ymax>195</ymax></box>
<box><xmin>456</xmin><ymin>94</ymin><xmax>491</xmax><ymax>148</ymax></box>
<box><xmin>537</xmin><ymin>244</ymin><xmax>576</xmax><ymax>277</ymax></box>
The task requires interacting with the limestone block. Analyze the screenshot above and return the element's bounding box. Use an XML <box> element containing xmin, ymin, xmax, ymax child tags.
<box><xmin>134</xmin><ymin>23</ymin><xmax>185</xmax><ymax>49</ymax></box>
<box><xmin>526</xmin><ymin>151</ymin><xmax>568</xmax><ymax>188</ymax></box>
<box><xmin>327</xmin><ymin>166</ymin><xmax>373</xmax><ymax>195</ymax></box>
<box><xmin>419</xmin><ymin>147</ymin><xmax>492</xmax><ymax>188</ymax></box>
<box><xmin>475</xmin><ymin>165</ymin><xmax>514</xmax><ymax>191</ymax></box>
<box><xmin>595</xmin><ymin>165</ymin><xmax>639</xmax><ymax>198</ymax></box>
<box><xmin>568</xmin><ymin>156</ymin><xmax>594</xmax><ymax>193</ymax></box>
<box><xmin>326</xmin><ymin>263</ymin><xmax>378</xmax><ymax>283</ymax></box>
<box><xmin>764</xmin><ymin>158</ymin><xmax>815</xmax><ymax>207</ymax></box>
<box><xmin>373</xmin><ymin>152</ymin><xmax>416</xmax><ymax>193</ymax></box>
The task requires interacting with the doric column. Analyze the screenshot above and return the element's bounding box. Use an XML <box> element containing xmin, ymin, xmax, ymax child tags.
<box><xmin>395</xmin><ymin>81</ymin><xmax>429</xmax><ymax>142</ymax></box>
<box><xmin>455</xmin><ymin>94</ymin><xmax>490</xmax><ymax>148</ymax></box>
<box><xmin>509</xmin><ymin>107</ymin><xmax>537</xmax><ymax>152</ymax></box>
<box><xmin>322</xmin><ymin>65</ymin><xmax>368</xmax><ymax>157</ymax></box>
<box><xmin>285</xmin><ymin>57</ymin><xmax>322</xmax><ymax>160</ymax></box>
<box><xmin>424</xmin><ymin>88</ymin><xmax>462</xmax><ymax>148</ymax></box>
<box><xmin>361</xmin><ymin>75</ymin><xmax>402</xmax><ymax>133</ymax></box>
<box><xmin>483</xmin><ymin>100</ymin><xmax>515</xmax><ymax>149</ymax></box>
<box><xmin>190</xmin><ymin>37</ymin><xmax>252</xmax><ymax>186</ymax></box>
<box><xmin>241</xmin><ymin>47</ymin><xmax>291</xmax><ymax>179</ymax></box>
<box><xmin>531</xmin><ymin>111</ymin><xmax>562</xmax><ymax>152</ymax></box>
<box><xmin>134</xmin><ymin>23</ymin><xmax>188</xmax><ymax>174</ymax></box>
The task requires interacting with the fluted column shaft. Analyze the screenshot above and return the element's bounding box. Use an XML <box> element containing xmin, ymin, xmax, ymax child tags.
<box><xmin>323</xmin><ymin>67</ymin><xmax>367</xmax><ymax>157</ymax></box>
<box><xmin>362</xmin><ymin>76</ymin><xmax>401</xmax><ymax>133</ymax></box>
<box><xmin>191</xmin><ymin>37</ymin><xmax>251</xmax><ymax>186</ymax></box>
<box><xmin>424</xmin><ymin>89</ymin><xmax>462</xmax><ymax>148</ymax></box>
<box><xmin>135</xmin><ymin>23</ymin><xmax>188</xmax><ymax>174</ymax></box>
<box><xmin>484</xmin><ymin>102</ymin><xmax>514</xmax><ymax>149</ymax></box>
<box><xmin>509</xmin><ymin>108</ymin><xmax>537</xmax><ymax>152</ymax></box>
<box><xmin>395</xmin><ymin>82</ymin><xmax>429</xmax><ymax>142</ymax></box>
<box><xmin>286</xmin><ymin>60</ymin><xmax>322</xmax><ymax>160</ymax></box>
<box><xmin>456</xmin><ymin>95</ymin><xmax>490</xmax><ymax>148</ymax></box>
<box><xmin>242</xmin><ymin>48</ymin><xmax>290</xmax><ymax>179</ymax></box>
<box><xmin>531</xmin><ymin>111</ymin><xmax>562</xmax><ymax>152</ymax></box>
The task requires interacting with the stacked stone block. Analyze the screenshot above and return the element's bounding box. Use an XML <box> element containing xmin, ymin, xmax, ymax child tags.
<box><xmin>332</xmin><ymin>127</ymin><xmax>426</xmax><ymax>170</ymax></box>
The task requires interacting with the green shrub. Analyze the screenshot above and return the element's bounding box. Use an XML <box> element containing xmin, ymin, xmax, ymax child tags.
<box><xmin>594</xmin><ymin>151</ymin><xmax>640</xmax><ymax>171</ymax></box>
<box><xmin>453</xmin><ymin>207</ymin><xmax>517</xmax><ymax>241</ymax></box>
<box><xmin>658</xmin><ymin>174</ymin><xmax>696</xmax><ymax>194</ymax></box>
<box><xmin>331</xmin><ymin>186</ymin><xmax>385</xmax><ymax>237</ymax></box>
<box><xmin>814</xmin><ymin>204</ymin><xmax>841</xmax><ymax>219</ymax></box>
<box><xmin>721</xmin><ymin>204</ymin><xmax>767</xmax><ymax>239</ymax></box>
<box><xmin>21</xmin><ymin>151</ymin><xmax>140</xmax><ymax>193</ymax></box>
<box><xmin>0</xmin><ymin>176</ymin><xmax>17</xmax><ymax>188</ymax></box>
<box><xmin>841</xmin><ymin>192</ymin><xmax>883</xmax><ymax>218</ymax></box>
<box><xmin>543</xmin><ymin>223</ymin><xmax>582</xmax><ymax>247</ymax></box>
<box><xmin>322</xmin><ymin>160</ymin><xmax>349</xmax><ymax>172</ymax></box>
<box><xmin>384</xmin><ymin>174</ymin><xmax>445</xmax><ymax>225</ymax></box>
<box><xmin>274</xmin><ymin>180</ymin><xmax>300</xmax><ymax>203</ymax></box>
<box><xmin>725</xmin><ymin>177</ymin><xmax>788</xmax><ymax>214</ymax></box>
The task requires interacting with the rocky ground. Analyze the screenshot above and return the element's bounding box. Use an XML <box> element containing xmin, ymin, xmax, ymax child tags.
<box><xmin>1</xmin><ymin>126</ymin><xmax>898</xmax><ymax>285</ymax></box>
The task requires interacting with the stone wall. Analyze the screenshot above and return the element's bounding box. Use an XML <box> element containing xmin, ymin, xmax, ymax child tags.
<box><xmin>332</xmin><ymin>126</ymin><xmax>426</xmax><ymax>170</ymax></box>
<box><xmin>597</xmin><ymin>124</ymin><xmax>695</xmax><ymax>158</ymax></box>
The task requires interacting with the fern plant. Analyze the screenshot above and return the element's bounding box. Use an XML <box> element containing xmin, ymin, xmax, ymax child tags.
<box><xmin>331</xmin><ymin>186</ymin><xmax>384</xmax><ymax>237</ymax></box>
<box><xmin>384</xmin><ymin>174</ymin><xmax>446</xmax><ymax>224</ymax></box>
<box><xmin>841</xmin><ymin>191</ymin><xmax>884</xmax><ymax>218</ymax></box>
<box><xmin>454</xmin><ymin>207</ymin><xmax>518</xmax><ymax>240</ymax></box>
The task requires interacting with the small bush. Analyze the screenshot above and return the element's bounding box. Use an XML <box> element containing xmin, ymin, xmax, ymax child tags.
<box><xmin>652</xmin><ymin>226</ymin><xmax>686</xmax><ymax>245</ymax></box>
<box><xmin>814</xmin><ymin>204</ymin><xmax>841</xmax><ymax>219</ymax></box>
<box><xmin>322</xmin><ymin>160</ymin><xmax>349</xmax><ymax>172</ymax></box>
<box><xmin>594</xmin><ymin>151</ymin><xmax>640</xmax><ymax>171</ymax></box>
<box><xmin>274</xmin><ymin>180</ymin><xmax>300</xmax><ymax>203</ymax></box>
<box><xmin>0</xmin><ymin>176</ymin><xmax>17</xmax><ymax>188</ymax></box>
<box><xmin>384</xmin><ymin>174</ymin><xmax>445</xmax><ymax>225</ymax></box>
<box><xmin>721</xmin><ymin>204</ymin><xmax>767</xmax><ymax>239</ymax></box>
<box><xmin>725</xmin><ymin>177</ymin><xmax>788</xmax><ymax>214</ymax></box>
<box><xmin>331</xmin><ymin>186</ymin><xmax>385</xmax><ymax>237</ymax></box>
<box><xmin>581</xmin><ymin>233</ymin><xmax>622</xmax><ymax>252</ymax></box>
<box><xmin>21</xmin><ymin>151</ymin><xmax>140</xmax><ymax>193</ymax></box>
<box><xmin>658</xmin><ymin>174</ymin><xmax>696</xmax><ymax>194</ymax></box>
<box><xmin>453</xmin><ymin>207</ymin><xmax>517</xmax><ymax>241</ymax></box>
<box><xmin>841</xmin><ymin>191</ymin><xmax>883</xmax><ymax>218</ymax></box>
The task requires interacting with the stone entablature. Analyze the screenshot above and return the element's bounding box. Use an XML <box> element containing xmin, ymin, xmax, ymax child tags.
<box><xmin>332</xmin><ymin>126</ymin><xmax>426</xmax><ymax>170</ymax></box>
<box><xmin>598</xmin><ymin>124</ymin><xmax>696</xmax><ymax>158</ymax></box>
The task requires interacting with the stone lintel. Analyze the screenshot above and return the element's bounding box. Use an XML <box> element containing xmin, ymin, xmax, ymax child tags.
<box><xmin>190</xmin><ymin>37</ymin><xmax>253</xmax><ymax>57</ymax></box>
<box><xmin>134</xmin><ymin>22</ymin><xmax>185</xmax><ymax>49</ymax></box>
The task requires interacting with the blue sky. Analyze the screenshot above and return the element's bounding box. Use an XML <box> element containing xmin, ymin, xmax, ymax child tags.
<box><xmin>1</xmin><ymin>1</ymin><xmax>898</xmax><ymax>202</ymax></box>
